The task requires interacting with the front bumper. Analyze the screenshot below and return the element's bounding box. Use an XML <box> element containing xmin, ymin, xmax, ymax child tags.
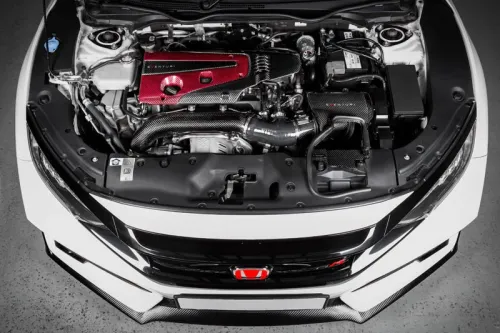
<box><xmin>17</xmin><ymin>148</ymin><xmax>486</xmax><ymax>323</ymax></box>
<box><xmin>43</xmin><ymin>231</ymin><xmax>458</xmax><ymax>325</ymax></box>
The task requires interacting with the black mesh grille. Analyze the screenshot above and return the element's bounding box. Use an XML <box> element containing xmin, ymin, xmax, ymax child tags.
<box><xmin>145</xmin><ymin>255</ymin><xmax>353</xmax><ymax>289</ymax></box>
<box><xmin>130</xmin><ymin>229</ymin><xmax>370</xmax><ymax>289</ymax></box>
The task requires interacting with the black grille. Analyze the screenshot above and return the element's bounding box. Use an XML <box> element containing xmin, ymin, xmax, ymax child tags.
<box><xmin>145</xmin><ymin>255</ymin><xmax>353</xmax><ymax>289</ymax></box>
<box><xmin>127</xmin><ymin>229</ymin><xmax>371</xmax><ymax>289</ymax></box>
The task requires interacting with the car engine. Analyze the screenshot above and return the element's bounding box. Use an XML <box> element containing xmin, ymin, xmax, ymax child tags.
<box><xmin>49</xmin><ymin>7</ymin><xmax>427</xmax><ymax>201</ymax></box>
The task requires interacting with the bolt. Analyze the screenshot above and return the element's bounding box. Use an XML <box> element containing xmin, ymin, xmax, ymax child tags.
<box><xmin>200</xmin><ymin>0</ymin><xmax>211</xmax><ymax>9</ymax></box>
<box><xmin>285</xmin><ymin>158</ymin><xmax>294</xmax><ymax>167</ymax></box>
<box><xmin>296</xmin><ymin>202</ymin><xmax>305</xmax><ymax>208</ymax></box>
<box><xmin>189</xmin><ymin>157</ymin><xmax>197</xmax><ymax>165</ymax></box>
<box><xmin>247</xmin><ymin>204</ymin><xmax>256</xmax><ymax>210</ymax></box>
<box><xmin>188</xmin><ymin>105</ymin><xmax>196</xmax><ymax>112</ymax></box>
<box><xmin>286</xmin><ymin>183</ymin><xmax>296</xmax><ymax>192</ymax></box>
<box><xmin>452</xmin><ymin>90</ymin><xmax>465</xmax><ymax>102</ymax></box>
<box><xmin>345</xmin><ymin>197</ymin><xmax>352</xmax><ymax>203</ymax></box>
<box><xmin>160</xmin><ymin>159</ymin><xmax>169</xmax><ymax>168</ymax></box>
<box><xmin>208</xmin><ymin>191</ymin><xmax>216</xmax><ymax>198</ymax></box>
<box><xmin>91</xmin><ymin>157</ymin><xmax>99</xmax><ymax>163</ymax></box>
<box><xmin>198</xmin><ymin>203</ymin><xmax>207</xmax><ymax>209</ymax></box>
<box><xmin>39</xmin><ymin>94</ymin><xmax>50</xmax><ymax>105</ymax></box>
<box><xmin>404</xmin><ymin>154</ymin><xmax>411</xmax><ymax>161</ymax></box>
<box><xmin>150</xmin><ymin>198</ymin><xmax>159</xmax><ymax>204</ymax></box>
<box><xmin>121</xmin><ymin>55</ymin><xmax>133</xmax><ymax>62</ymax></box>
<box><xmin>317</xmin><ymin>161</ymin><xmax>326</xmax><ymax>172</ymax></box>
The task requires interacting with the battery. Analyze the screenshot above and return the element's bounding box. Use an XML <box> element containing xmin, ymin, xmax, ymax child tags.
<box><xmin>325</xmin><ymin>30</ymin><xmax>371</xmax><ymax>79</ymax></box>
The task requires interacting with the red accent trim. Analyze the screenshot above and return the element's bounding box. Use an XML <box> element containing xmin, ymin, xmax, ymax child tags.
<box><xmin>232</xmin><ymin>268</ymin><xmax>271</xmax><ymax>281</ymax></box>
<box><xmin>139</xmin><ymin>52</ymin><xmax>250</xmax><ymax>105</ymax></box>
<box><xmin>328</xmin><ymin>258</ymin><xmax>347</xmax><ymax>268</ymax></box>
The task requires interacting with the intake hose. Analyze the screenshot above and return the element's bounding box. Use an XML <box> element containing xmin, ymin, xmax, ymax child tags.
<box><xmin>130</xmin><ymin>111</ymin><xmax>317</xmax><ymax>152</ymax></box>
<box><xmin>82</xmin><ymin>98</ymin><xmax>127</xmax><ymax>153</ymax></box>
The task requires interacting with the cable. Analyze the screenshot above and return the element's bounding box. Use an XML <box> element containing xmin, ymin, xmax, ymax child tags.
<box><xmin>337</xmin><ymin>37</ymin><xmax>385</xmax><ymax>64</ymax></box>
<box><xmin>165</xmin><ymin>42</ymin><xmax>188</xmax><ymax>50</ymax></box>
<box><xmin>260</xmin><ymin>32</ymin><xmax>289</xmax><ymax>46</ymax></box>
<box><xmin>326</xmin><ymin>74</ymin><xmax>387</xmax><ymax>91</ymax></box>
<box><xmin>42</xmin><ymin>0</ymin><xmax>54</xmax><ymax>76</ymax></box>
<box><xmin>79</xmin><ymin>87</ymin><xmax>127</xmax><ymax>153</ymax></box>
<box><xmin>87</xmin><ymin>49</ymin><xmax>138</xmax><ymax>74</ymax></box>
<box><xmin>326</xmin><ymin>40</ymin><xmax>380</xmax><ymax>64</ymax></box>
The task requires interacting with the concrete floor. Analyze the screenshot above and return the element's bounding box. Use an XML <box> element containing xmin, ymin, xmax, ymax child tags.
<box><xmin>1</xmin><ymin>1</ymin><xmax>499</xmax><ymax>332</ymax></box>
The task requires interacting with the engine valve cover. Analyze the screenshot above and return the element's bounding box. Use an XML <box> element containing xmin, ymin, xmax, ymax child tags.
<box><xmin>139</xmin><ymin>52</ymin><xmax>250</xmax><ymax>105</ymax></box>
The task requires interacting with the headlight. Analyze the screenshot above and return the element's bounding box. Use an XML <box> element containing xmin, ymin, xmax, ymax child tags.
<box><xmin>398</xmin><ymin>123</ymin><xmax>476</xmax><ymax>227</ymax></box>
<box><xmin>29</xmin><ymin>130</ymin><xmax>104</xmax><ymax>227</ymax></box>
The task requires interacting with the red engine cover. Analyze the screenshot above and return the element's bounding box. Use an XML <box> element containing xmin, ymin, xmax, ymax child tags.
<box><xmin>138</xmin><ymin>52</ymin><xmax>250</xmax><ymax>105</ymax></box>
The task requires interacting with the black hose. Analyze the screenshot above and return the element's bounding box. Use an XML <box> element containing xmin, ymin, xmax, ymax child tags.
<box><xmin>245</xmin><ymin>117</ymin><xmax>316</xmax><ymax>146</ymax></box>
<box><xmin>130</xmin><ymin>112</ymin><xmax>316</xmax><ymax>152</ymax></box>
<box><xmin>327</xmin><ymin>74</ymin><xmax>387</xmax><ymax>91</ymax></box>
<box><xmin>82</xmin><ymin>99</ymin><xmax>127</xmax><ymax>153</ymax></box>
<box><xmin>306</xmin><ymin>123</ymin><xmax>371</xmax><ymax>199</ymax></box>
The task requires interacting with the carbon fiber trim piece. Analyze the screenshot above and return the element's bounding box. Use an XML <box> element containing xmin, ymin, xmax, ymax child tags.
<box><xmin>308</xmin><ymin>92</ymin><xmax>374</xmax><ymax>131</ymax></box>
<box><xmin>313</xmin><ymin>149</ymin><xmax>366</xmax><ymax>173</ymax></box>
<box><xmin>44</xmin><ymin>232</ymin><xmax>457</xmax><ymax>325</ymax></box>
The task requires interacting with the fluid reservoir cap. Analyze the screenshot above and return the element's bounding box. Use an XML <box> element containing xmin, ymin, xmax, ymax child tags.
<box><xmin>45</xmin><ymin>37</ymin><xmax>60</xmax><ymax>53</ymax></box>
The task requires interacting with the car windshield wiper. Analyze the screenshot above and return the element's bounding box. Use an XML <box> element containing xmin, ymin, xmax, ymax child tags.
<box><xmin>96</xmin><ymin>0</ymin><xmax>400</xmax><ymax>24</ymax></box>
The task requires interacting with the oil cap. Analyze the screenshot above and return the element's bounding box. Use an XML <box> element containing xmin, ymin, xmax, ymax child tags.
<box><xmin>161</xmin><ymin>75</ymin><xmax>183</xmax><ymax>96</ymax></box>
<box><xmin>163</xmin><ymin>85</ymin><xmax>181</xmax><ymax>96</ymax></box>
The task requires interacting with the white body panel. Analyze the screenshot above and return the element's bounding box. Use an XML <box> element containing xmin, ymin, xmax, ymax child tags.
<box><xmin>15</xmin><ymin>0</ymin><xmax>488</xmax><ymax>316</ymax></box>
<box><xmin>92</xmin><ymin>194</ymin><xmax>410</xmax><ymax>240</ymax></box>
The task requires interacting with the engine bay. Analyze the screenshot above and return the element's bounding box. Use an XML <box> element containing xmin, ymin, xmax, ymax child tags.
<box><xmin>36</xmin><ymin>0</ymin><xmax>470</xmax><ymax>210</ymax></box>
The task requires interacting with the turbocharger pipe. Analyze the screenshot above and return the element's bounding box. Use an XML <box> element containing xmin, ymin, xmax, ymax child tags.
<box><xmin>130</xmin><ymin>111</ymin><xmax>317</xmax><ymax>152</ymax></box>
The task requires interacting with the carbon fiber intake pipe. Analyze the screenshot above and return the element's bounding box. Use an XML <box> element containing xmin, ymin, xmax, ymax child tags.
<box><xmin>130</xmin><ymin>111</ymin><xmax>317</xmax><ymax>152</ymax></box>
